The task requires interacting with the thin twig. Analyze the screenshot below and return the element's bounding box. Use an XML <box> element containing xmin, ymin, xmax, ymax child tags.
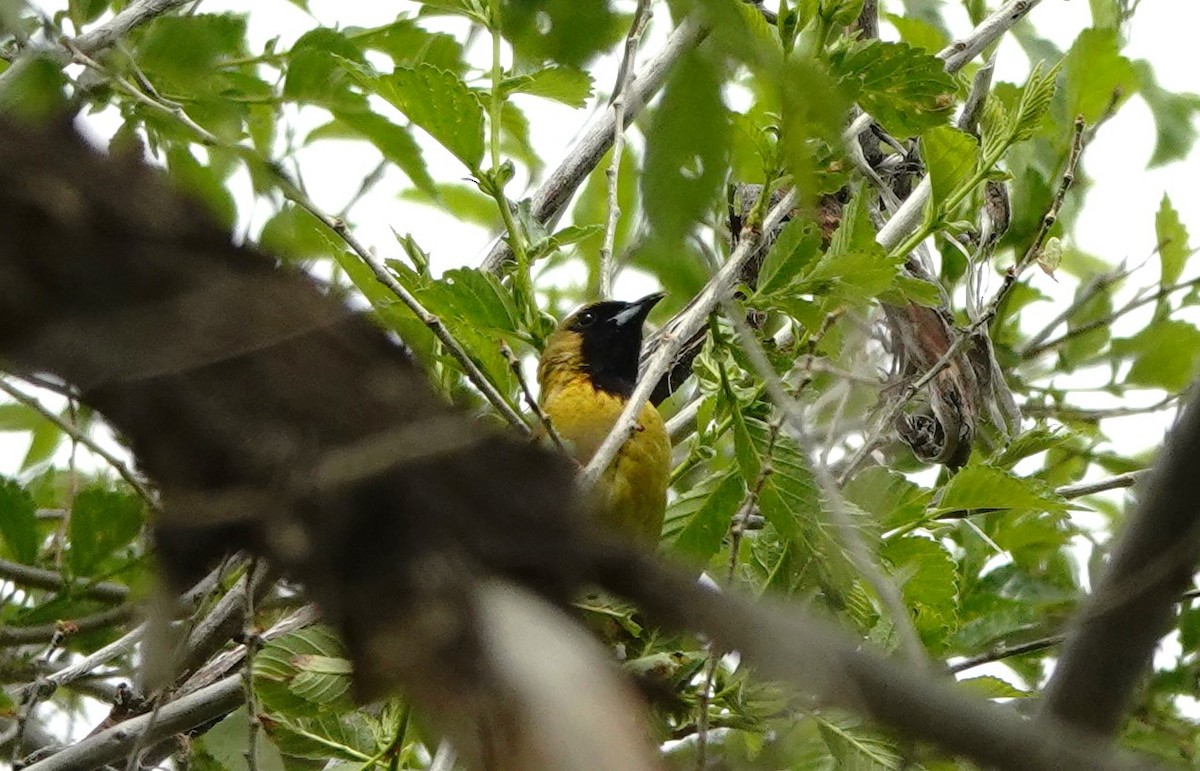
<box><xmin>0</xmin><ymin>605</ymin><xmax>136</xmax><ymax>646</ymax></box>
<box><xmin>0</xmin><ymin>0</ymin><xmax>192</xmax><ymax>91</ymax></box>
<box><xmin>0</xmin><ymin>378</ymin><xmax>158</xmax><ymax>511</ymax></box>
<box><xmin>241</xmin><ymin>561</ymin><xmax>264</xmax><ymax>771</ymax></box>
<box><xmin>499</xmin><ymin>342</ymin><xmax>567</xmax><ymax>453</ymax></box>
<box><xmin>599</xmin><ymin>0</ymin><xmax>653</xmax><ymax>299</ymax></box>
<box><xmin>60</xmin><ymin>42</ymin><xmax>530</xmax><ymax>436</ymax></box>
<box><xmin>1018</xmin><ymin>264</ymin><xmax>1131</xmax><ymax>356</ymax></box>
<box><xmin>1056</xmin><ymin>471</ymin><xmax>1144</xmax><ymax>499</ymax></box>
<box><xmin>1022</xmin><ymin>274</ymin><xmax>1200</xmax><ymax>359</ymax></box>
<box><xmin>0</xmin><ymin>558</ymin><xmax>129</xmax><ymax>603</ymax></box>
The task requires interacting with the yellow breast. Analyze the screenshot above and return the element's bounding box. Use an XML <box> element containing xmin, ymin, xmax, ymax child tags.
<box><xmin>540</xmin><ymin>377</ymin><xmax>670</xmax><ymax>545</ymax></box>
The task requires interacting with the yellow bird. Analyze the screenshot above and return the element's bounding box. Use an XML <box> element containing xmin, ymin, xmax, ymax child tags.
<box><xmin>538</xmin><ymin>293</ymin><xmax>671</xmax><ymax>545</ymax></box>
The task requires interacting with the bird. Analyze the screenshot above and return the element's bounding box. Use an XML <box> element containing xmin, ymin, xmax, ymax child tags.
<box><xmin>538</xmin><ymin>292</ymin><xmax>671</xmax><ymax>546</ymax></box>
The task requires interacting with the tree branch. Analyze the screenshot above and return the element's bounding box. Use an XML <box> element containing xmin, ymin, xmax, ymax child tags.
<box><xmin>1038</xmin><ymin>384</ymin><xmax>1200</xmax><ymax>735</ymax></box>
<box><xmin>0</xmin><ymin>0</ymin><xmax>191</xmax><ymax>91</ymax></box>
<box><xmin>480</xmin><ymin>15</ymin><xmax>709</xmax><ymax>274</ymax></box>
<box><xmin>0</xmin><ymin>605</ymin><xmax>135</xmax><ymax>646</ymax></box>
<box><xmin>0</xmin><ymin>558</ymin><xmax>129</xmax><ymax>603</ymax></box>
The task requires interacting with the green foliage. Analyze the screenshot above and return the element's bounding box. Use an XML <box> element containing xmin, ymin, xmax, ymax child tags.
<box><xmin>5</xmin><ymin>0</ymin><xmax>1200</xmax><ymax>766</ymax></box>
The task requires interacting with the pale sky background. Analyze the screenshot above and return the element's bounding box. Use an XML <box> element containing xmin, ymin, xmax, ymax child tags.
<box><xmin>5</xmin><ymin>0</ymin><xmax>1200</xmax><ymax>731</ymax></box>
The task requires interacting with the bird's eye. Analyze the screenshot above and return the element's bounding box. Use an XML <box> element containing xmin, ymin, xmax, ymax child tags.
<box><xmin>576</xmin><ymin>310</ymin><xmax>596</xmax><ymax>327</ymax></box>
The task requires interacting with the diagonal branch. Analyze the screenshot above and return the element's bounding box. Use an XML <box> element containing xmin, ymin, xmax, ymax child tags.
<box><xmin>578</xmin><ymin>188</ymin><xmax>799</xmax><ymax>489</ymax></box>
<box><xmin>1038</xmin><ymin>383</ymin><xmax>1200</xmax><ymax>734</ymax></box>
<box><xmin>480</xmin><ymin>15</ymin><xmax>709</xmax><ymax>274</ymax></box>
<box><xmin>0</xmin><ymin>0</ymin><xmax>191</xmax><ymax>91</ymax></box>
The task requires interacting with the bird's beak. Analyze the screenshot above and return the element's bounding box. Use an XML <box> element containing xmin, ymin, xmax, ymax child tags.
<box><xmin>613</xmin><ymin>292</ymin><xmax>666</xmax><ymax>328</ymax></box>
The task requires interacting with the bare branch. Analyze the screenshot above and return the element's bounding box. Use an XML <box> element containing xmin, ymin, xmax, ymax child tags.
<box><xmin>0</xmin><ymin>378</ymin><xmax>158</xmax><ymax>510</ymax></box>
<box><xmin>0</xmin><ymin>605</ymin><xmax>135</xmax><ymax>646</ymax></box>
<box><xmin>0</xmin><ymin>558</ymin><xmax>129</xmax><ymax>603</ymax></box>
<box><xmin>599</xmin><ymin>0</ymin><xmax>653</xmax><ymax>299</ymax></box>
<box><xmin>1038</xmin><ymin>385</ymin><xmax>1200</xmax><ymax>734</ymax></box>
<box><xmin>500</xmin><ymin>342</ymin><xmax>567</xmax><ymax>454</ymax></box>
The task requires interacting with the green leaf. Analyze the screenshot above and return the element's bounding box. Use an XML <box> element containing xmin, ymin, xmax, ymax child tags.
<box><xmin>1136</xmin><ymin>60</ymin><xmax>1200</xmax><ymax>168</ymax></box>
<box><xmin>884</xmin><ymin>13</ymin><xmax>948</xmax><ymax>52</ymax></box>
<box><xmin>503</xmin><ymin>66</ymin><xmax>594</xmax><ymax>108</ymax></box>
<box><xmin>1010</xmin><ymin>61</ymin><xmax>1060</xmax><ymax>142</ymax></box>
<box><xmin>922</xmin><ymin>125</ymin><xmax>979</xmax><ymax>206</ymax></box>
<box><xmin>0</xmin><ymin>403</ymin><xmax>48</xmax><ymax>432</ymax></box>
<box><xmin>283</xmin><ymin>28</ymin><xmax>368</xmax><ymax>110</ymax></box>
<box><xmin>259</xmin><ymin>205</ymin><xmax>332</xmax><ymax>262</ymax></box>
<box><xmin>843</xmin><ymin>467</ymin><xmax>932</xmax><ymax>530</ymax></box>
<box><xmin>671</xmin><ymin>469</ymin><xmax>744</xmax><ymax>563</ymax></box>
<box><xmin>199</xmin><ymin>708</ymin><xmax>288</xmax><ymax>771</ymax></box>
<box><xmin>69</xmin><ymin>488</ymin><xmax>145</xmax><ymax>575</ymax></box>
<box><xmin>957</xmin><ymin>674</ymin><xmax>1030</xmax><ymax>698</ymax></box>
<box><xmin>756</xmin><ymin>219</ymin><xmax>822</xmax><ymax>294</ymax></box>
<box><xmin>829</xmin><ymin>40</ymin><xmax>956</xmax><ymax>137</ymax></box>
<box><xmin>936</xmin><ymin>465</ymin><xmax>1069</xmax><ymax>514</ymax></box>
<box><xmin>0</xmin><ymin>478</ymin><xmax>38</xmax><ymax>564</ymax></box>
<box><xmin>351</xmin><ymin>63</ymin><xmax>485</xmax><ymax>171</ymax></box>
<box><xmin>501</xmin><ymin>0</ymin><xmax>622</xmax><ymax>68</ymax></box>
<box><xmin>1155</xmin><ymin>194</ymin><xmax>1191</xmax><ymax>287</ymax></box>
<box><xmin>136</xmin><ymin>13</ymin><xmax>248</xmax><ymax>93</ymax></box>
<box><xmin>354</xmin><ymin>18</ymin><xmax>468</xmax><ymax>74</ymax></box>
<box><xmin>643</xmin><ymin>51</ymin><xmax>730</xmax><ymax>246</ymax></box>
<box><xmin>418</xmin><ymin>268</ymin><xmax>521</xmax><ymax>334</ymax></box>
<box><xmin>400</xmin><ymin>183</ymin><xmax>499</xmax><ymax>228</ymax></box>
<box><xmin>411</xmin><ymin>0</ymin><xmax>488</xmax><ymax>25</ymax></box>
<box><xmin>255</xmin><ymin>626</ymin><xmax>353</xmax><ymax>716</ymax></box>
<box><xmin>1063</xmin><ymin>28</ymin><xmax>1137</xmax><ymax>123</ymax></box>
<box><xmin>881</xmin><ymin>536</ymin><xmax>959</xmax><ymax>644</ymax></box>
<box><xmin>817</xmin><ymin>718</ymin><xmax>901</xmax><ymax>770</ymax></box>
<box><xmin>1114</xmin><ymin>320</ymin><xmax>1200</xmax><ymax>392</ymax></box>
<box><xmin>20</xmin><ymin>419</ymin><xmax>62</xmax><ymax>472</ymax></box>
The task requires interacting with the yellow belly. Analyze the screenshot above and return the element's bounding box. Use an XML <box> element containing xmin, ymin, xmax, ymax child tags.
<box><xmin>540</xmin><ymin>382</ymin><xmax>670</xmax><ymax>545</ymax></box>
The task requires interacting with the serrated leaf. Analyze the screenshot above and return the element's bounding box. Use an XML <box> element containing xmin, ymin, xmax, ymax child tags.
<box><xmin>829</xmin><ymin>40</ymin><xmax>956</xmax><ymax>137</ymax></box>
<box><xmin>68</xmin><ymin>488</ymin><xmax>145</xmax><ymax>575</ymax></box>
<box><xmin>817</xmin><ymin>718</ymin><xmax>901</xmax><ymax>770</ymax></box>
<box><xmin>419</xmin><ymin>268</ymin><xmax>521</xmax><ymax>334</ymax></box>
<box><xmin>1011</xmin><ymin>61</ymin><xmax>1060</xmax><ymax>142</ymax></box>
<box><xmin>881</xmin><ymin>536</ymin><xmax>958</xmax><ymax>644</ymax></box>
<box><xmin>503</xmin><ymin>66</ymin><xmax>593</xmax><ymax>108</ymax></box>
<box><xmin>843</xmin><ymin>467</ymin><xmax>932</xmax><ymax>530</ymax></box>
<box><xmin>1114</xmin><ymin>319</ymin><xmax>1200</xmax><ymax>392</ymax></box>
<box><xmin>643</xmin><ymin>51</ymin><xmax>730</xmax><ymax>246</ymax></box>
<box><xmin>957</xmin><ymin>674</ymin><xmax>1030</xmax><ymax>698</ymax></box>
<box><xmin>0</xmin><ymin>477</ymin><xmax>38</xmax><ymax>564</ymax></box>
<box><xmin>936</xmin><ymin>465</ymin><xmax>1069</xmax><ymax>514</ymax></box>
<box><xmin>255</xmin><ymin>626</ymin><xmax>352</xmax><ymax>716</ymax></box>
<box><xmin>1063</xmin><ymin>28</ymin><xmax>1136</xmax><ymax>124</ymax></box>
<box><xmin>884</xmin><ymin>13</ymin><xmax>948</xmax><ymax>52</ymax></box>
<box><xmin>756</xmin><ymin>219</ymin><xmax>822</xmax><ymax>295</ymax></box>
<box><xmin>262</xmin><ymin>714</ymin><xmax>376</xmax><ymax>762</ymax></box>
<box><xmin>670</xmin><ymin>469</ymin><xmax>744</xmax><ymax>563</ymax></box>
<box><xmin>1155</xmin><ymin>194</ymin><xmax>1191</xmax><ymax>287</ymax></box>
<box><xmin>350</xmin><ymin>63</ymin><xmax>485</xmax><ymax>171</ymax></box>
<box><xmin>922</xmin><ymin>125</ymin><xmax>979</xmax><ymax>206</ymax></box>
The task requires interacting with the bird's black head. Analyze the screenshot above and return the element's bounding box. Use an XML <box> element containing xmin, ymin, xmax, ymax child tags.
<box><xmin>563</xmin><ymin>292</ymin><xmax>665</xmax><ymax>397</ymax></box>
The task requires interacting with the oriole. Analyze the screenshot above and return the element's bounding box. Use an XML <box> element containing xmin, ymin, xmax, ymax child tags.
<box><xmin>538</xmin><ymin>292</ymin><xmax>671</xmax><ymax>545</ymax></box>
